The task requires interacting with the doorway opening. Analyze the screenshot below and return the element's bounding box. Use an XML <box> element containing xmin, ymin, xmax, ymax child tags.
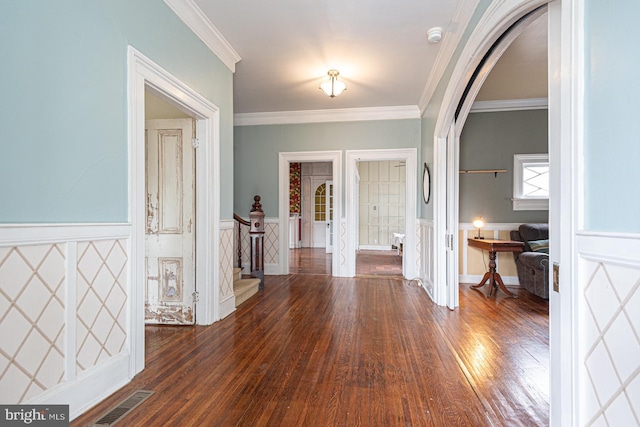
<box><xmin>144</xmin><ymin>91</ymin><xmax>197</xmax><ymax>325</ymax></box>
<box><xmin>354</xmin><ymin>160</ymin><xmax>406</xmax><ymax>277</ymax></box>
<box><xmin>128</xmin><ymin>46</ymin><xmax>221</xmax><ymax>375</ymax></box>
<box><xmin>279</xmin><ymin>151</ymin><xmax>342</xmax><ymax>277</ymax></box>
<box><xmin>345</xmin><ymin>148</ymin><xmax>417</xmax><ymax>279</ymax></box>
<box><xmin>288</xmin><ymin>161</ymin><xmax>334</xmax><ymax>275</ymax></box>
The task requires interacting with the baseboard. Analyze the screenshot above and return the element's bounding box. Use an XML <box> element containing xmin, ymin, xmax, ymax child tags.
<box><xmin>28</xmin><ymin>353</ymin><xmax>131</xmax><ymax>421</ymax></box>
<box><xmin>219</xmin><ymin>294</ymin><xmax>236</xmax><ymax>320</ymax></box>
<box><xmin>460</xmin><ymin>274</ymin><xmax>521</xmax><ymax>286</ymax></box>
<box><xmin>358</xmin><ymin>245</ymin><xmax>393</xmax><ymax>251</ymax></box>
<box><xmin>265</xmin><ymin>263</ymin><xmax>281</xmax><ymax>275</ymax></box>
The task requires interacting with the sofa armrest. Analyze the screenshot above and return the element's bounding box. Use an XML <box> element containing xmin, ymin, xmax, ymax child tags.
<box><xmin>517</xmin><ymin>252</ymin><xmax>549</xmax><ymax>270</ymax></box>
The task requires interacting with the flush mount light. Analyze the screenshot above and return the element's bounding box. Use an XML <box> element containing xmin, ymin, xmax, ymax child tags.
<box><xmin>427</xmin><ymin>27</ymin><xmax>443</xmax><ymax>44</ymax></box>
<box><xmin>319</xmin><ymin>69</ymin><xmax>346</xmax><ymax>98</ymax></box>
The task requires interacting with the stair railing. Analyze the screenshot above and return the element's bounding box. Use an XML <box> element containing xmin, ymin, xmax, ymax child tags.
<box><xmin>233</xmin><ymin>195</ymin><xmax>265</xmax><ymax>290</ymax></box>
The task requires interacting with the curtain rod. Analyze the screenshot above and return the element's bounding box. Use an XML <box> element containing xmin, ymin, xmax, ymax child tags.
<box><xmin>459</xmin><ymin>169</ymin><xmax>507</xmax><ymax>177</ymax></box>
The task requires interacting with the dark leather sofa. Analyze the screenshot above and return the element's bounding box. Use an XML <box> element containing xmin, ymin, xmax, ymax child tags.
<box><xmin>509</xmin><ymin>223</ymin><xmax>549</xmax><ymax>299</ymax></box>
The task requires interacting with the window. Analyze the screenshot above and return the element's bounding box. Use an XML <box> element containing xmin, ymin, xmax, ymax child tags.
<box><xmin>314</xmin><ymin>183</ymin><xmax>326</xmax><ymax>221</ymax></box>
<box><xmin>513</xmin><ymin>154</ymin><xmax>549</xmax><ymax>210</ymax></box>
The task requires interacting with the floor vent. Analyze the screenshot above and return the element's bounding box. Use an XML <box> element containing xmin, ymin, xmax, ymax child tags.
<box><xmin>88</xmin><ymin>390</ymin><xmax>155</xmax><ymax>426</ymax></box>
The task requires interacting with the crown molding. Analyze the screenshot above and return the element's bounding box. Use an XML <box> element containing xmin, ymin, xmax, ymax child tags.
<box><xmin>418</xmin><ymin>0</ymin><xmax>480</xmax><ymax>115</ymax></box>
<box><xmin>234</xmin><ymin>105</ymin><xmax>421</xmax><ymax>126</ymax></box>
<box><xmin>163</xmin><ymin>0</ymin><xmax>241</xmax><ymax>72</ymax></box>
<box><xmin>470</xmin><ymin>97</ymin><xmax>548</xmax><ymax>112</ymax></box>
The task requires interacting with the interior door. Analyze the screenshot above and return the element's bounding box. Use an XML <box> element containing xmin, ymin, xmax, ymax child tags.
<box><xmin>325</xmin><ymin>180</ymin><xmax>334</xmax><ymax>253</ymax></box>
<box><xmin>145</xmin><ymin>118</ymin><xmax>196</xmax><ymax>325</ymax></box>
<box><xmin>446</xmin><ymin>122</ymin><xmax>460</xmax><ymax>310</ymax></box>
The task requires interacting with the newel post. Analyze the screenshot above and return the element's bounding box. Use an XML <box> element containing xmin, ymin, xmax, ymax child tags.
<box><xmin>249</xmin><ymin>195</ymin><xmax>265</xmax><ymax>290</ymax></box>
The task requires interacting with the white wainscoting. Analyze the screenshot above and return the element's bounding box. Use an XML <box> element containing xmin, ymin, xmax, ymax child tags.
<box><xmin>576</xmin><ymin>232</ymin><xmax>640</xmax><ymax>425</ymax></box>
<box><xmin>219</xmin><ymin>220</ymin><xmax>235</xmax><ymax>319</ymax></box>
<box><xmin>418</xmin><ymin>219</ymin><xmax>435</xmax><ymax>299</ymax></box>
<box><xmin>0</xmin><ymin>224</ymin><xmax>131</xmax><ymax>420</ymax></box>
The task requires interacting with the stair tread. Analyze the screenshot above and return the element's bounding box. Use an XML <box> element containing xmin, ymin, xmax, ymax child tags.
<box><xmin>234</xmin><ymin>278</ymin><xmax>260</xmax><ymax>293</ymax></box>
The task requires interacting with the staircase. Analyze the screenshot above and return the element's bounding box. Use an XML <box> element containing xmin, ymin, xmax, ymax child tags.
<box><xmin>233</xmin><ymin>267</ymin><xmax>260</xmax><ymax>307</ymax></box>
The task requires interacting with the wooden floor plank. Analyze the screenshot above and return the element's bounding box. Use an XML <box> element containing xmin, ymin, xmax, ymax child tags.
<box><xmin>72</xmin><ymin>251</ymin><xmax>548</xmax><ymax>427</ymax></box>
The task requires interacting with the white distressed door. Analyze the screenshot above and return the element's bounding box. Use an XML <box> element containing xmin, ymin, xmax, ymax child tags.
<box><xmin>325</xmin><ymin>180</ymin><xmax>334</xmax><ymax>253</ymax></box>
<box><xmin>145</xmin><ymin>118</ymin><xmax>196</xmax><ymax>325</ymax></box>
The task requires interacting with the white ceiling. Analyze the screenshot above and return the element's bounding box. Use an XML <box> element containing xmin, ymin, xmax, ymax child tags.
<box><xmin>177</xmin><ymin>1</ymin><xmax>548</xmax><ymax>115</ymax></box>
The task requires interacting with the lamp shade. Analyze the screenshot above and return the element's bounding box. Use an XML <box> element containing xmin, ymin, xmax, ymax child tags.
<box><xmin>320</xmin><ymin>69</ymin><xmax>346</xmax><ymax>98</ymax></box>
<box><xmin>472</xmin><ymin>218</ymin><xmax>484</xmax><ymax>229</ymax></box>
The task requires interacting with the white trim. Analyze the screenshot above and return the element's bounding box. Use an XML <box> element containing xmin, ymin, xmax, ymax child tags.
<box><xmin>513</xmin><ymin>198</ymin><xmax>549</xmax><ymax>210</ymax></box>
<box><xmin>459</xmin><ymin>222</ymin><xmax>524</xmax><ymax>231</ymax></box>
<box><xmin>358</xmin><ymin>245</ymin><xmax>394</xmax><ymax>251</ymax></box>
<box><xmin>163</xmin><ymin>0</ymin><xmax>241</xmax><ymax>72</ymax></box>
<box><xmin>434</xmin><ymin>0</ymin><xmax>549</xmax><ymax>139</ymax></box>
<box><xmin>234</xmin><ymin>105</ymin><xmax>420</xmax><ymax>126</ymax></box>
<box><xmin>29</xmin><ymin>353</ymin><xmax>131</xmax><ymax>421</ymax></box>
<box><xmin>418</xmin><ymin>0</ymin><xmax>480</xmax><ymax>114</ymax></box>
<box><xmin>0</xmin><ymin>223</ymin><xmax>131</xmax><ymax>246</ymax></box>
<box><xmin>346</xmin><ymin>149</ymin><xmax>417</xmax><ymax>279</ymax></box>
<box><xmin>128</xmin><ymin>47</ymin><xmax>221</xmax><ymax>380</ymax></box>
<box><xmin>279</xmin><ymin>151</ymin><xmax>343</xmax><ymax>276</ymax></box>
<box><xmin>418</xmin><ymin>218</ymin><xmax>435</xmax><ymax>299</ymax></box>
<box><xmin>219</xmin><ymin>294</ymin><xmax>236</xmax><ymax>319</ymax></box>
<box><xmin>577</xmin><ymin>233</ymin><xmax>640</xmax><ymax>267</ymax></box>
<box><xmin>64</xmin><ymin>243</ymin><xmax>77</xmax><ymax>382</ymax></box>
<box><xmin>549</xmin><ymin>0</ymin><xmax>581</xmax><ymax>425</ymax></box>
<box><xmin>265</xmin><ymin>264</ymin><xmax>280</xmax><ymax>275</ymax></box>
<box><xmin>220</xmin><ymin>219</ymin><xmax>234</xmax><ymax>229</ymax></box>
<box><xmin>470</xmin><ymin>97</ymin><xmax>549</xmax><ymax>113</ymax></box>
<box><xmin>513</xmin><ymin>153</ymin><xmax>549</xmax><ymax>210</ymax></box>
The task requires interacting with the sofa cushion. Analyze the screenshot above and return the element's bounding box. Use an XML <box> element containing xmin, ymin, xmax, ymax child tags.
<box><xmin>518</xmin><ymin>223</ymin><xmax>549</xmax><ymax>251</ymax></box>
<box><xmin>528</xmin><ymin>239</ymin><xmax>549</xmax><ymax>254</ymax></box>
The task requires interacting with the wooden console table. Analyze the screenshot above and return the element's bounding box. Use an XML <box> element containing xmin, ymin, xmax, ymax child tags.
<box><xmin>467</xmin><ymin>238</ymin><xmax>524</xmax><ymax>298</ymax></box>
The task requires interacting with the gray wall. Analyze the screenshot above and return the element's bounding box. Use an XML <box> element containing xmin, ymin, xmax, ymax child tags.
<box><xmin>459</xmin><ymin>110</ymin><xmax>549</xmax><ymax>224</ymax></box>
<box><xmin>233</xmin><ymin>119</ymin><xmax>421</xmax><ymax>217</ymax></box>
<box><xmin>0</xmin><ymin>0</ymin><xmax>234</xmax><ymax>222</ymax></box>
<box><xmin>584</xmin><ymin>0</ymin><xmax>640</xmax><ymax>232</ymax></box>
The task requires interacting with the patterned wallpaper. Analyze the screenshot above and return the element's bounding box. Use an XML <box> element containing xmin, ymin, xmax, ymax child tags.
<box><xmin>289</xmin><ymin>162</ymin><xmax>301</xmax><ymax>214</ymax></box>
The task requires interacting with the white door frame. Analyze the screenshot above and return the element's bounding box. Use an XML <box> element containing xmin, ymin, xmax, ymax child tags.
<box><xmin>430</xmin><ymin>0</ymin><xmax>575</xmax><ymax>424</ymax></box>
<box><xmin>346</xmin><ymin>148</ymin><xmax>417</xmax><ymax>278</ymax></box>
<box><xmin>438</xmin><ymin>5</ymin><xmax>549</xmax><ymax>309</ymax></box>
<box><xmin>279</xmin><ymin>151</ymin><xmax>342</xmax><ymax>276</ymax></box>
<box><xmin>128</xmin><ymin>47</ymin><xmax>220</xmax><ymax>376</ymax></box>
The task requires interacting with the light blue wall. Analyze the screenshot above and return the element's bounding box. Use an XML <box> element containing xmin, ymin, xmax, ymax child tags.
<box><xmin>0</xmin><ymin>0</ymin><xmax>234</xmax><ymax>222</ymax></box>
<box><xmin>459</xmin><ymin>110</ymin><xmax>548</xmax><ymax>224</ymax></box>
<box><xmin>234</xmin><ymin>120</ymin><xmax>421</xmax><ymax>217</ymax></box>
<box><xmin>419</xmin><ymin>0</ymin><xmax>493</xmax><ymax>220</ymax></box>
<box><xmin>584</xmin><ymin>0</ymin><xmax>640</xmax><ymax>233</ymax></box>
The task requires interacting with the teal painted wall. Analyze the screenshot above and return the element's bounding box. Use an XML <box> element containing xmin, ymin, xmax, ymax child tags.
<box><xmin>459</xmin><ymin>110</ymin><xmax>548</xmax><ymax>224</ymax></box>
<box><xmin>584</xmin><ymin>0</ymin><xmax>640</xmax><ymax>232</ymax></box>
<box><xmin>234</xmin><ymin>119</ymin><xmax>421</xmax><ymax>217</ymax></box>
<box><xmin>419</xmin><ymin>0</ymin><xmax>492</xmax><ymax>220</ymax></box>
<box><xmin>0</xmin><ymin>0</ymin><xmax>234</xmax><ymax>222</ymax></box>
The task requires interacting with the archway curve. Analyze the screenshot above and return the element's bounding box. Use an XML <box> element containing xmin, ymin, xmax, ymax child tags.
<box><xmin>431</xmin><ymin>0</ymin><xmax>551</xmax><ymax>307</ymax></box>
<box><xmin>435</xmin><ymin>0</ymin><xmax>549</xmax><ymax>139</ymax></box>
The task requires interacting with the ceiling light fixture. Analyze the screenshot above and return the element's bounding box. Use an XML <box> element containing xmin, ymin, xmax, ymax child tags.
<box><xmin>319</xmin><ymin>69</ymin><xmax>346</xmax><ymax>98</ymax></box>
<box><xmin>427</xmin><ymin>27</ymin><xmax>443</xmax><ymax>44</ymax></box>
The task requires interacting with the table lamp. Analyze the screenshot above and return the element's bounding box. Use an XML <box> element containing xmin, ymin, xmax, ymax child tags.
<box><xmin>473</xmin><ymin>217</ymin><xmax>485</xmax><ymax>239</ymax></box>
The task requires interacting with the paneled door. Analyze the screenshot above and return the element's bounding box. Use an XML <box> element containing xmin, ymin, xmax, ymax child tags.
<box><xmin>145</xmin><ymin>118</ymin><xmax>196</xmax><ymax>325</ymax></box>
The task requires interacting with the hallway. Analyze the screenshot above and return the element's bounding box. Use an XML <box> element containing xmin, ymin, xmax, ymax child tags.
<box><xmin>289</xmin><ymin>248</ymin><xmax>404</xmax><ymax>277</ymax></box>
<box><xmin>71</xmin><ymin>270</ymin><xmax>549</xmax><ymax>426</ymax></box>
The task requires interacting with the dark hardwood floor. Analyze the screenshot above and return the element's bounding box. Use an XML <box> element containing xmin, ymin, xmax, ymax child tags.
<box><xmin>72</xmin><ymin>254</ymin><xmax>549</xmax><ymax>427</ymax></box>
